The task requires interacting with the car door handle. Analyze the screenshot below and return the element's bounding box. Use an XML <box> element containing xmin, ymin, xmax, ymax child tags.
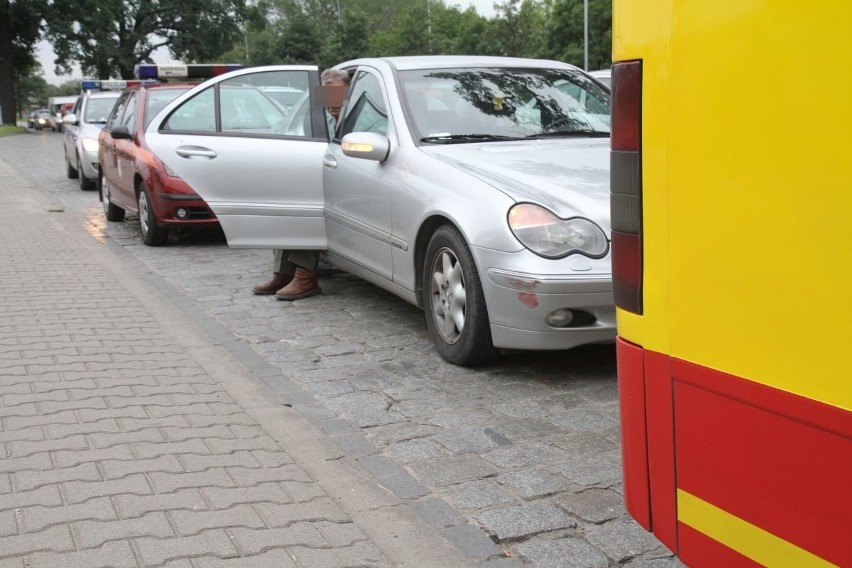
<box><xmin>323</xmin><ymin>155</ymin><xmax>337</xmax><ymax>169</ymax></box>
<box><xmin>176</xmin><ymin>146</ymin><xmax>217</xmax><ymax>159</ymax></box>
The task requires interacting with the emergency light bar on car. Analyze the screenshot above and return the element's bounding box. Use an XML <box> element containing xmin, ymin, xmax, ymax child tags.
<box><xmin>133</xmin><ymin>64</ymin><xmax>243</xmax><ymax>80</ymax></box>
<box><xmin>80</xmin><ymin>79</ymin><xmax>156</xmax><ymax>91</ymax></box>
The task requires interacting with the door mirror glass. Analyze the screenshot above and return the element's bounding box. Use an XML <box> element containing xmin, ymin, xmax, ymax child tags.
<box><xmin>110</xmin><ymin>125</ymin><xmax>132</xmax><ymax>140</ymax></box>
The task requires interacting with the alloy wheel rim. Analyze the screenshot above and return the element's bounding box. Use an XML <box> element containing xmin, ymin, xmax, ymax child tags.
<box><xmin>138</xmin><ymin>191</ymin><xmax>150</xmax><ymax>236</ymax></box>
<box><xmin>429</xmin><ymin>247</ymin><xmax>466</xmax><ymax>344</ymax></box>
<box><xmin>101</xmin><ymin>176</ymin><xmax>110</xmax><ymax>214</ymax></box>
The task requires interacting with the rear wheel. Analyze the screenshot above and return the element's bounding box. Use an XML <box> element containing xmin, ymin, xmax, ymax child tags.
<box><xmin>77</xmin><ymin>154</ymin><xmax>95</xmax><ymax>190</ymax></box>
<box><xmin>138</xmin><ymin>183</ymin><xmax>168</xmax><ymax>246</ymax></box>
<box><xmin>422</xmin><ymin>225</ymin><xmax>499</xmax><ymax>366</ymax></box>
<box><xmin>100</xmin><ymin>173</ymin><xmax>125</xmax><ymax>222</ymax></box>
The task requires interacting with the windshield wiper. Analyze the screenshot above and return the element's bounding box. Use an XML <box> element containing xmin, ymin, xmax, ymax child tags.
<box><xmin>524</xmin><ymin>130</ymin><xmax>610</xmax><ymax>139</ymax></box>
<box><xmin>420</xmin><ymin>133</ymin><xmax>521</xmax><ymax>144</ymax></box>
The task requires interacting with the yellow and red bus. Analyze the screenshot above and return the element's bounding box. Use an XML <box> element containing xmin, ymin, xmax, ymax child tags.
<box><xmin>609</xmin><ymin>2</ymin><xmax>852</xmax><ymax>566</ymax></box>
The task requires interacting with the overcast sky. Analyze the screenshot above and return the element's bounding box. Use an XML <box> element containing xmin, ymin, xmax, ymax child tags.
<box><xmin>37</xmin><ymin>0</ymin><xmax>497</xmax><ymax>85</ymax></box>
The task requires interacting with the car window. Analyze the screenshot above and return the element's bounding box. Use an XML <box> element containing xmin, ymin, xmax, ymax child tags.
<box><xmin>220</xmin><ymin>84</ymin><xmax>288</xmax><ymax>134</ymax></box>
<box><xmin>120</xmin><ymin>92</ymin><xmax>138</xmax><ymax>134</ymax></box>
<box><xmin>145</xmin><ymin>87</ymin><xmax>191</xmax><ymax>128</ymax></box>
<box><xmin>106</xmin><ymin>93</ymin><xmax>131</xmax><ymax>130</ymax></box>
<box><xmin>162</xmin><ymin>69</ymin><xmax>313</xmax><ymax>137</ymax></box>
<box><xmin>282</xmin><ymin>93</ymin><xmax>312</xmax><ymax>137</ymax></box>
<box><xmin>340</xmin><ymin>71</ymin><xmax>389</xmax><ymax>138</ymax></box>
<box><xmin>163</xmin><ymin>87</ymin><xmax>216</xmax><ymax>132</ymax></box>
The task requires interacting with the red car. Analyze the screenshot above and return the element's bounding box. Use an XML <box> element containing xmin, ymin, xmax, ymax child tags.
<box><xmin>97</xmin><ymin>81</ymin><xmax>218</xmax><ymax>246</ymax></box>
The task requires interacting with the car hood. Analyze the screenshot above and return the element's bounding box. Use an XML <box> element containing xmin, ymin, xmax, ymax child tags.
<box><xmin>420</xmin><ymin>138</ymin><xmax>611</xmax><ymax>231</ymax></box>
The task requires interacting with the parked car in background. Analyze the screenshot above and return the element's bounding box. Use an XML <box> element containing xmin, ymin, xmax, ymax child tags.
<box><xmin>98</xmin><ymin>66</ymin><xmax>243</xmax><ymax>246</ymax></box>
<box><xmin>144</xmin><ymin>57</ymin><xmax>615</xmax><ymax>365</ymax></box>
<box><xmin>63</xmin><ymin>85</ymin><xmax>122</xmax><ymax>190</ymax></box>
<box><xmin>588</xmin><ymin>69</ymin><xmax>611</xmax><ymax>88</ymax></box>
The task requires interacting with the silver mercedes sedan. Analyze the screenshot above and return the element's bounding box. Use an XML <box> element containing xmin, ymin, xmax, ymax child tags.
<box><xmin>144</xmin><ymin>56</ymin><xmax>614</xmax><ymax>365</ymax></box>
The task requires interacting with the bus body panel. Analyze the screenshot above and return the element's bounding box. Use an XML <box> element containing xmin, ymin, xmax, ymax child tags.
<box><xmin>613</xmin><ymin>1</ymin><xmax>852</xmax><ymax>565</ymax></box>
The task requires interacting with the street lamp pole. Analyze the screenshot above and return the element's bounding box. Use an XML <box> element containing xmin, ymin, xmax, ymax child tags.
<box><xmin>584</xmin><ymin>0</ymin><xmax>589</xmax><ymax>70</ymax></box>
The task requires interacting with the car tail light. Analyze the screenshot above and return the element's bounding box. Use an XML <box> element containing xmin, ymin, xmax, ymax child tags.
<box><xmin>610</xmin><ymin>60</ymin><xmax>643</xmax><ymax>314</ymax></box>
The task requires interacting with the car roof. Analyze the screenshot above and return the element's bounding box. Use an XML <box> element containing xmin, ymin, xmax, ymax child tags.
<box><xmin>337</xmin><ymin>55</ymin><xmax>582</xmax><ymax>72</ymax></box>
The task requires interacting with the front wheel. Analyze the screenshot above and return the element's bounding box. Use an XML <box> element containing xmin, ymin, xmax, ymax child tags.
<box><xmin>100</xmin><ymin>173</ymin><xmax>125</xmax><ymax>222</ymax></box>
<box><xmin>66</xmin><ymin>154</ymin><xmax>78</xmax><ymax>179</ymax></box>
<box><xmin>138</xmin><ymin>183</ymin><xmax>168</xmax><ymax>246</ymax></box>
<box><xmin>422</xmin><ymin>225</ymin><xmax>499</xmax><ymax>366</ymax></box>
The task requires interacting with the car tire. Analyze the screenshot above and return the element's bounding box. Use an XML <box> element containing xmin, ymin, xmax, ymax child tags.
<box><xmin>66</xmin><ymin>155</ymin><xmax>78</xmax><ymax>179</ymax></box>
<box><xmin>138</xmin><ymin>182</ymin><xmax>168</xmax><ymax>246</ymax></box>
<box><xmin>100</xmin><ymin>173</ymin><xmax>125</xmax><ymax>222</ymax></box>
<box><xmin>77</xmin><ymin>154</ymin><xmax>95</xmax><ymax>190</ymax></box>
<box><xmin>422</xmin><ymin>225</ymin><xmax>499</xmax><ymax>366</ymax></box>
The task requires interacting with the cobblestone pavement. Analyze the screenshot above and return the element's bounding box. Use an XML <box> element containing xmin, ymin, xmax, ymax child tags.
<box><xmin>0</xmin><ymin>131</ymin><xmax>684</xmax><ymax>567</ymax></box>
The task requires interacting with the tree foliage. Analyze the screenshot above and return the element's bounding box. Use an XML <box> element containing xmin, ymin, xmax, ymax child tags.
<box><xmin>0</xmin><ymin>0</ymin><xmax>47</xmax><ymax>124</ymax></box>
<box><xmin>3</xmin><ymin>0</ymin><xmax>612</xmax><ymax>125</ymax></box>
<box><xmin>220</xmin><ymin>0</ymin><xmax>610</xmax><ymax>71</ymax></box>
<box><xmin>44</xmin><ymin>0</ymin><xmax>247</xmax><ymax>79</ymax></box>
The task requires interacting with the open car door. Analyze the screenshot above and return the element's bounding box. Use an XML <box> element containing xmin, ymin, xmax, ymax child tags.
<box><xmin>145</xmin><ymin>65</ymin><xmax>328</xmax><ymax>249</ymax></box>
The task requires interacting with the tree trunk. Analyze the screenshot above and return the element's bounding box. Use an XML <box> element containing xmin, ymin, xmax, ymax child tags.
<box><xmin>0</xmin><ymin>0</ymin><xmax>18</xmax><ymax>125</ymax></box>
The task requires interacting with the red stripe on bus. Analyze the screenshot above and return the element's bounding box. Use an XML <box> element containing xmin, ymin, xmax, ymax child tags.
<box><xmin>672</xmin><ymin>359</ymin><xmax>852</xmax><ymax>439</ymax></box>
<box><xmin>616</xmin><ymin>338</ymin><xmax>651</xmax><ymax>530</ymax></box>
<box><xmin>672</xmin><ymin>364</ymin><xmax>852</xmax><ymax>566</ymax></box>
<box><xmin>678</xmin><ymin>522</ymin><xmax>763</xmax><ymax>568</ymax></box>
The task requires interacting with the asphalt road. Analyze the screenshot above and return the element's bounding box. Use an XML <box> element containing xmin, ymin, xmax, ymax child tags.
<box><xmin>2</xmin><ymin>129</ymin><xmax>683</xmax><ymax>568</ymax></box>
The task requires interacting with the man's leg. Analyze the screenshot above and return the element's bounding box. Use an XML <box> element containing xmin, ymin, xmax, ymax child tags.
<box><xmin>275</xmin><ymin>251</ymin><xmax>321</xmax><ymax>300</ymax></box>
<box><xmin>252</xmin><ymin>249</ymin><xmax>294</xmax><ymax>295</ymax></box>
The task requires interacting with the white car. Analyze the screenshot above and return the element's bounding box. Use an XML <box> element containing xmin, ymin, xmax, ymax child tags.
<box><xmin>63</xmin><ymin>89</ymin><xmax>121</xmax><ymax>190</ymax></box>
<box><xmin>145</xmin><ymin>57</ymin><xmax>615</xmax><ymax>365</ymax></box>
<box><xmin>588</xmin><ymin>69</ymin><xmax>611</xmax><ymax>88</ymax></box>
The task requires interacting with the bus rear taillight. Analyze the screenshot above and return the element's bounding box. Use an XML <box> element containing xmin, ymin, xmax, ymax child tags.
<box><xmin>611</xmin><ymin>60</ymin><xmax>643</xmax><ymax>314</ymax></box>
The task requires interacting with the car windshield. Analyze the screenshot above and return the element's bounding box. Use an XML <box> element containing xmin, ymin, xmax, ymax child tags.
<box><xmin>84</xmin><ymin>97</ymin><xmax>119</xmax><ymax>124</ymax></box>
<box><xmin>145</xmin><ymin>87</ymin><xmax>191</xmax><ymax>128</ymax></box>
<box><xmin>399</xmin><ymin>67</ymin><xmax>610</xmax><ymax>143</ymax></box>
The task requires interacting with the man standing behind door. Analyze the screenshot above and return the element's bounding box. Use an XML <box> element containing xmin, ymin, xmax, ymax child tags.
<box><xmin>251</xmin><ymin>68</ymin><xmax>351</xmax><ymax>300</ymax></box>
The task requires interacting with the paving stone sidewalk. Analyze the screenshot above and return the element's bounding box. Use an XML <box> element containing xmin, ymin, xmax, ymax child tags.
<box><xmin>0</xmin><ymin>156</ymin><xmax>472</xmax><ymax>567</ymax></box>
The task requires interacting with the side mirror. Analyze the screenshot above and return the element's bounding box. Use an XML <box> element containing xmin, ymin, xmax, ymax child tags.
<box><xmin>109</xmin><ymin>125</ymin><xmax>132</xmax><ymax>140</ymax></box>
<box><xmin>62</xmin><ymin>114</ymin><xmax>78</xmax><ymax>126</ymax></box>
<box><xmin>340</xmin><ymin>132</ymin><xmax>390</xmax><ymax>162</ymax></box>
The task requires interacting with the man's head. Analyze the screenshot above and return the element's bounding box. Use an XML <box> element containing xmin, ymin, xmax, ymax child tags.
<box><xmin>320</xmin><ymin>69</ymin><xmax>350</xmax><ymax>121</ymax></box>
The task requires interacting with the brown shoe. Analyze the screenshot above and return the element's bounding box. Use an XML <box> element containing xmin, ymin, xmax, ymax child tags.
<box><xmin>275</xmin><ymin>267</ymin><xmax>321</xmax><ymax>300</ymax></box>
<box><xmin>252</xmin><ymin>272</ymin><xmax>292</xmax><ymax>295</ymax></box>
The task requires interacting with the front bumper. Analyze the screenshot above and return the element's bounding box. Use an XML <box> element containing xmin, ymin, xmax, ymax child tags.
<box><xmin>473</xmin><ymin>247</ymin><xmax>616</xmax><ymax>351</ymax></box>
<box><xmin>80</xmin><ymin>149</ymin><xmax>100</xmax><ymax>181</ymax></box>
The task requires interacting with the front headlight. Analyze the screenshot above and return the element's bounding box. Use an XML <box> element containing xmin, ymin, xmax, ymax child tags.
<box><xmin>508</xmin><ymin>203</ymin><xmax>609</xmax><ymax>259</ymax></box>
<box><xmin>82</xmin><ymin>138</ymin><xmax>100</xmax><ymax>152</ymax></box>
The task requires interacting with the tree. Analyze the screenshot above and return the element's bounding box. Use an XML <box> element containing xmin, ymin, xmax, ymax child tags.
<box><xmin>0</xmin><ymin>0</ymin><xmax>47</xmax><ymax>124</ymax></box>
<box><xmin>492</xmin><ymin>0</ymin><xmax>547</xmax><ymax>58</ymax></box>
<box><xmin>546</xmin><ymin>0</ymin><xmax>611</xmax><ymax>70</ymax></box>
<box><xmin>16</xmin><ymin>70</ymin><xmax>49</xmax><ymax>112</ymax></box>
<box><xmin>44</xmin><ymin>0</ymin><xmax>248</xmax><ymax>80</ymax></box>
